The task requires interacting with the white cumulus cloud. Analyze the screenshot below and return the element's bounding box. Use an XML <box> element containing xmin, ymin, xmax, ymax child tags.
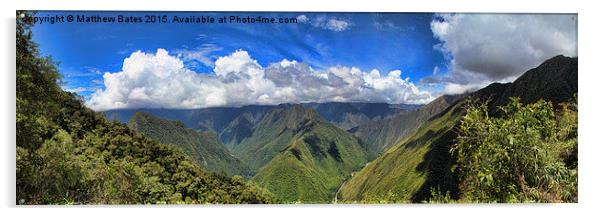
<box><xmin>427</xmin><ymin>14</ymin><xmax>577</xmax><ymax>95</ymax></box>
<box><xmin>87</xmin><ymin>49</ymin><xmax>433</xmax><ymax>111</ymax></box>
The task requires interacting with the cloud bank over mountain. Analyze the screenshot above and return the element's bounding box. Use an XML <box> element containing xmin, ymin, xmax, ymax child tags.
<box><xmin>427</xmin><ymin>13</ymin><xmax>577</xmax><ymax>94</ymax></box>
<box><xmin>87</xmin><ymin>49</ymin><xmax>433</xmax><ymax>111</ymax></box>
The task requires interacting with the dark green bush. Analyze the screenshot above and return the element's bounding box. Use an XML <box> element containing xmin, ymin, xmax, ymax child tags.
<box><xmin>452</xmin><ymin>97</ymin><xmax>577</xmax><ymax>203</ymax></box>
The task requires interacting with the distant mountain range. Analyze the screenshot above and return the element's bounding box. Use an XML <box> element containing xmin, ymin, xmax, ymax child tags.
<box><xmin>105</xmin><ymin>105</ymin><xmax>276</xmax><ymax>134</ymax></box>
<box><xmin>104</xmin><ymin>102</ymin><xmax>419</xmax><ymax>150</ymax></box>
<box><xmin>104</xmin><ymin>55</ymin><xmax>577</xmax><ymax>203</ymax></box>
<box><xmin>105</xmin><ymin>102</ymin><xmax>418</xmax><ymax>133</ymax></box>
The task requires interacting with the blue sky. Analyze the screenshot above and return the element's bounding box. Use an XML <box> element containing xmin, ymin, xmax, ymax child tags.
<box><xmin>31</xmin><ymin>11</ymin><xmax>577</xmax><ymax>110</ymax></box>
<box><xmin>33</xmin><ymin>12</ymin><xmax>445</xmax><ymax>96</ymax></box>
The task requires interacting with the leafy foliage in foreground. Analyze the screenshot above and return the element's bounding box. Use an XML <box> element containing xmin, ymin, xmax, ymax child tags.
<box><xmin>450</xmin><ymin>98</ymin><xmax>577</xmax><ymax>203</ymax></box>
<box><xmin>16</xmin><ymin>11</ymin><xmax>272</xmax><ymax>204</ymax></box>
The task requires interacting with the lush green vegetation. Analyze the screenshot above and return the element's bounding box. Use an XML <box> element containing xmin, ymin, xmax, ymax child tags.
<box><xmin>449</xmin><ymin>98</ymin><xmax>577</xmax><ymax>203</ymax></box>
<box><xmin>351</xmin><ymin>95</ymin><xmax>462</xmax><ymax>158</ymax></box>
<box><xmin>252</xmin><ymin>117</ymin><xmax>368</xmax><ymax>203</ymax></box>
<box><xmin>339</xmin><ymin>102</ymin><xmax>465</xmax><ymax>203</ymax></box>
<box><xmin>16</xmin><ymin>11</ymin><xmax>272</xmax><ymax>204</ymax></box>
<box><xmin>128</xmin><ymin>112</ymin><xmax>251</xmax><ymax>177</ymax></box>
<box><xmin>231</xmin><ymin>105</ymin><xmax>324</xmax><ymax>171</ymax></box>
<box><xmin>340</xmin><ymin>97</ymin><xmax>578</xmax><ymax>203</ymax></box>
<box><xmin>219</xmin><ymin>104</ymin><xmax>368</xmax><ymax>203</ymax></box>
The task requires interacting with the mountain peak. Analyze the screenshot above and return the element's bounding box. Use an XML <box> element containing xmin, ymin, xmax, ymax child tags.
<box><xmin>541</xmin><ymin>55</ymin><xmax>575</xmax><ymax>66</ymax></box>
<box><xmin>476</xmin><ymin>55</ymin><xmax>577</xmax><ymax>109</ymax></box>
<box><xmin>271</xmin><ymin>104</ymin><xmax>324</xmax><ymax>128</ymax></box>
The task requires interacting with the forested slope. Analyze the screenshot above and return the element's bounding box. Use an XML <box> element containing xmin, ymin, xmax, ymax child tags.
<box><xmin>128</xmin><ymin>112</ymin><xmax>251</xmax><ymax>177</ymax></box>
<box><xmin>16</xmin><ymin>11</ymin><xmax>272</xmax><ymax>204</ymax></box>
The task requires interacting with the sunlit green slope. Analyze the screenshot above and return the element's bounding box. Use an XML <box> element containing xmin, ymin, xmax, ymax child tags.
<box><xmin>244</xmin><ymin>105</ymin><xmax>368</xmax><ymax>202</ymax></box>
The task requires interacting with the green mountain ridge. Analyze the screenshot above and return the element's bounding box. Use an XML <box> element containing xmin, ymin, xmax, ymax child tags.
<box><xmin>340</xmin><ymin>55</ymin><xmax>578</xmax><ymax>203</ymax></box>
<box><xmin>301</xmin><ymin>102</ymin><xmax>412</xmax><ymax>130</ymax></box>
<box><xmin>219</xmin><ymin>111</ymin><xmax>270</xmax><ymax>147</ymax></box>
<box><xmin>351</xmin><ymin>94</ymin><xmax>464</xmax><ymax>158</ymax></box>
<box><xmin>103</xmin><ymin>102</ymin><xmax>415</xmax><ymax>145</ymax></box>
<box><xmin>230</xmin><ymin>104</ymin><xmax>324</xmax><ymax>171</ymax></box>
<box><xmin>123</xmin><ymin>103</ymin><xmax>373</xmax><ymax>203</ymax></box>
<box><xmin>248</xmin><ymin>105</ymin><xmax>368</xmax><ymax>203</ymax></box>
<box><xmin>128</xmin><ymin>112</ymin><xmax>251</xmax><ymax>177</ymax></box>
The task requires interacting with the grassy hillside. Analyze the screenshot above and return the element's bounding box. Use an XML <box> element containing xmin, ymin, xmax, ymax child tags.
<box><xmin>128</xmin><ymin>112</ymin><xmax>250</xmax><ymax>177</ymax></box>
<box><xmin>214</xmin><ymin>104</ymin><xmax>369</xmax><ymax>202</ymax></box>
<box><xmin>251</xmin><ymin>114</ymin><xmax>368</xmax><ymax>203</ymax></box>
<box><xmin>340</xmin><ymin>102</ymin><xmax>465</xmax><ymax>203</ymax></box>
<box><xmin>351</xmin><ymin>95</ymin><xmax>463</xmax><ymax>158</ymax></box>
<box><xmin>16</xmin><ymin>11</ymin><xmax>271</xmax><ymax>204</ymax></box>
<box><xmin>230</xmin><ymin>105</ymin><xmax>319</xmax><ymax>171</ymax></box>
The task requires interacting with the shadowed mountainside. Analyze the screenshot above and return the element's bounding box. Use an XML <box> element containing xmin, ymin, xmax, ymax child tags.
<box><xmin>340</xmin><ymin>55</ymin><xmax>578</xmax><ymax>203</ymax></box>
<box><xmin>128</xmin><ymin>112</ymin><xmax>251</xmax><ymax>177</ymax></box>
<box><xmin>350</xmin><ymin>94</ymin><xmax>464</xmax><ymax>158</ymax></box>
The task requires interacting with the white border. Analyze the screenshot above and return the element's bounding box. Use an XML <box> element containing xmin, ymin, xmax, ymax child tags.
<box><xmin>13</xmin><ymin>0</ymin><xmax>584</xmax><ymax>13</ymax></box>
<box><xmin>3</xmin><ymin>1</ymin><xmax>601</xmax><ymax>216</ymax></box>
